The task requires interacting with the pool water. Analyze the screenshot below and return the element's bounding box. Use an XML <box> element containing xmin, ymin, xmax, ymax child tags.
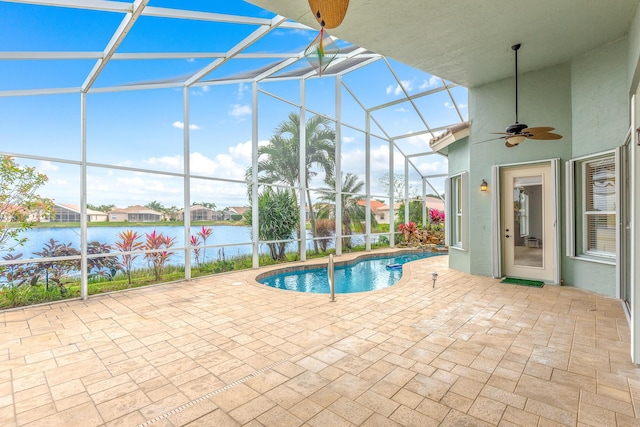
<box><xmin>258</xmin><ymin>251</ymin><xmax>441</xmax><ymax>294</ymax></box>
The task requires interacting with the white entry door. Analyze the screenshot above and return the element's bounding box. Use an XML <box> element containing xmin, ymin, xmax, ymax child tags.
<box><xmin>501</xmin><ymin>164</ymin><xmax>555</xmax><ymax>282</ymax></box>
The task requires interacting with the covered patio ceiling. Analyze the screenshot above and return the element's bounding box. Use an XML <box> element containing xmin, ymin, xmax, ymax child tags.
<box><xmin>248</xmin><ymin>0</ymin><xmax>640</xmax><ymax>87</ymax></box>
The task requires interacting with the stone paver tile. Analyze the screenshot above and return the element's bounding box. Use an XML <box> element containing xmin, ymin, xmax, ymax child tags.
<box><xmin>440</xmin><ymin>408</ymin><xmax>494</xmax><ymax>427</ymax></box>
<box><xmin>430</xmin><ymin>368</ymin><xmax>458</xmax><ymax>385</ymax></box>
<box><xmin>579</xmin><ymin>389</ymin><xmax>634</xmax><ymax>417</ymax></box>
<box><xmin>264</xmin><ymin>384</ymin><xmax>305</xmax><ymax>409</ymax></box>
<box><xmin>551</xmin><ymin>368</ymin><xmax>597</xmax><ymax>393</ymax></box>
<box><xmin>257</xmin><ymin>404</ymin><xmax>304</xmax><ymax>427</ymax></box>
<box><xmin>15</xmin><ymin>402</ymin><xmax>57</xmax><ymax>425</ymax></box>
<box><xmin>91</xmin><ymin>381</ymin><xmax>140</xmax><ymax>405</ymax></box>
<box><xmin>271</xmin><ymin>361</ymin><xmax>305</xmax><ymax>379</ymax></box>
<box><xmin>96</xmin><ymin>389</ymin><xmax>152</xmax><ymax>422</ymax></box>
<box><xmin>327</xmin><ymin>373</ymin><xmax>372</xmax><ymax>400</ymax></box>
<box><xmin>616</xmin><ymin>413</ymin><xmax>640</xmax><ymax>427</ymax></box>
<box><xmin>404</xmin><ymin>374</ymin><xmax>450</xmax><ymax>401</ymax></box>
<box><xmin>22</xmin><ymin>400</ymin><xmax>103</xmax><ymax>427</ymax></box>
<box><xmin>45</xmin><ymin>357</ymin><xmax>107</xmax><ymax>386</ymax></box>
<box><xmin>440</xmin><ymin>391</ymin><xmax>473</xmax><ymax>413</ymax></box>
<box><xmin>480</xmin><ymin>384</ymin><xmax>526</xmax><ymax>409</ymax></box>
<box><xmin>285</xmin><ymin>371</ymin><xmax>330</xmax><ymax>398</ymax></box>
<box><xmin>0</xmin><ymin>405</ymin><xmax>16</xmax><ymax>427</ymax></box>
<box><xmin>12</xmin><ymin>372</ymin><xmax>47</xmax><ymax>393</ymax></box>
<box><xmin>515</xmin><ymin>374</ymin><xmax>579</xmax><ymax>412</ymax></box>
<box><xmin>391</xmin><ymin>388</ymin><xmax>423</xmax><ymax>409</ymax></box>
<box><xmin>389</xmin><ymin>405</ymin><xmax>439</xmax><ymax>427</ymax></box>
<box><xmin>289</xmin><ymin>398</ymin><xmax>324</xmax><ymax>421</ymax></box>
<box><xmin>49</xmin><ymin>378</ymin><xmax>85</xmax><ymax>401</ymax></box>
<box><xmin>502</xmin><ymin>405</ymin><xmax>540</xmax><ymax>426</ymax></box>
<box><xmin>104</xmin><ymin>411</ymin><xmax>146</xmax><ymax>427</ymax></box>
<box><xmin>414</xmin><ymin>397</ymin><xmax>450</xmax><ymax>422</ymax></box>
<box><xmin>578</xmin><ymin>400</ymin><xmax>617</xmax><ymax>427</ymax></box>
<box><xmin>309</xmin><ymin>347</ymin><xmax>348</xmax><ymax>365</ymax></box>
<box><xmin>524</xmin><ymin>398</ymin><xmax>576</xmax><ymax>426</ymax></box>
<box><xmin>355</xmin><ymin>390</ymin><xmax>400</xmax><ymax>417</ymax></box>
<box><xmin>383</xmin><ymin>366</ymin><xmax>416</xmax><ymax>387</ymax></box>
<box><xmin>332</xmin><ymin>336</ymin><xmax>377</xmax><ymax>356</ymax></box>
<box><xmin>308</xmin><ymin>385</ymin><xmax>342</xmax><ymax>407</ymax></box>
<box><xmin>228</xmin><ymin>395</ymin><xmax>275</xmax><ymax>425</ymax></box>
<box><xmin>165</xmin><ymin>397</ymin><xmax>218</xmax><ymax>426</ymax></box>
<box><xmin>369</xmin><ymin>380</ymin><xmax>401</xmax><ymax>399</ymax></box>
<box><xmin>210</xmin><ymin>383</ymin><xmax>260</xmax><ymax>412</ymax></box>
<box><xmin>328</xmin><ymin>396</ymin><xmax>374</xmax><ymax>425</ymax></box>
<box><xmin>332</xmin><ymin>354</ymin><xmax>372</xmax><ymax>376</ymax></box>
<box><xmin>307</xmin><ymin>408</ymin><xmax>354</xmax><ymax>427</ymax></box>
<box><xmin>295</xmin><ymin>356</ymin><xmax>328</xmax><ymax>373</ymax></box>
<box><xmin>597</xmin><ymin>384</ymin><xmax>632</xmax><ymax>403</ymax></box>
<box><xmin>449</xmin><ymin>375</ymin><xmax>484</xmax><ymax>400</ymax></box>
<box><xmin>468</xmin><ymin>395</ymin><xmax>507</xmax><ymax>425</ymax></box>
<box><xmin>361</xmin><ymin>412</ymin><xmax>402</xmax><ymax>427</ymax></box>
<box><xmin>178</xmin><ymin>373</ymin><xmax>225</xmax><ymax>401</ymax></box>
<box><xmin>54</xmin><ymin>391</ymin><xmax>92</xmax><ymax>412</ymax></box>
<box><xmin>184</xmin><ymin>408</ymin><xmax>240</xmax><ymax>427</ymax></box>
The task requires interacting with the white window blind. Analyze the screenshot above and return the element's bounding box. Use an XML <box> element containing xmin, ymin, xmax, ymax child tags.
<box><xmin>583</xmin><ymin>156</ymin><xmax>616</xmax><ymax>257</ymax></box>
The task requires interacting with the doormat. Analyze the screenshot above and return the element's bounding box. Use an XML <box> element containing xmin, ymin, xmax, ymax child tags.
<box><xmin>501</xmin><ymin>277</ymin><xmax>544</xmax><ymax>287</ymax></box>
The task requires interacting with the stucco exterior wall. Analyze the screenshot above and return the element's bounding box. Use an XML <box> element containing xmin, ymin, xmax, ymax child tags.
<box><xmin>465</xmin><ymin>63</ymin><xmax>572</xmax><ymax>278</ymax></box>
<box><xmin>562</xmin><ymin>37</ymin><xmax>629</xmax><ymax>296</ymax></box>
<box><xmin>447</xmin><ymin>38</ymin><xmax>631</xmax><ymax>297</ymax></box>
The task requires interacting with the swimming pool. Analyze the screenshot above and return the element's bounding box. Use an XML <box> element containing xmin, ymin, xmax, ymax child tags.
<box><xmin>257</xmin><ymin>251</ymin><xmax>442</xmax><ymax>294</ymax></box>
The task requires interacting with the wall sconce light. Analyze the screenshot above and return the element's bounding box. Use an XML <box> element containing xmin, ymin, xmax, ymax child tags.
<box><xmin>480</xmin><ymin>179</ymin><xmax>488</xmax><ymax>192</ymax></box>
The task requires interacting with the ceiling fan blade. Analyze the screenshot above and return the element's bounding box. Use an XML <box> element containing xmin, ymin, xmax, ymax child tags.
<box><xmin>523</xmin><ymin>126</ymin><xmax>555</xmax><ymax>135</ymax></box>
<box><xmin>527</xmin><ymin>132</ymin><xmax>562</xmax><ymax>140</ymax></box>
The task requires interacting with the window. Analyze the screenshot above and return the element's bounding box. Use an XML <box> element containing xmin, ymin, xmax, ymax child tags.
<box><xmin>566</xmin><ymin>150</ymin><xmax>619</xmax><ymax>261</ymax></box>
<box><xmin>445</xmin><ymin>172</ymin><xmax>468</xmax><ymax>250</ymax></box>
<box><xmin>583</xmin><ymin>156</ymin><xmax>616</xmax><ymax>257</ymax></box>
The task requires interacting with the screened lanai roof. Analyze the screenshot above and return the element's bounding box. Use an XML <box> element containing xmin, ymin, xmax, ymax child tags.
<box><xmin>0</xmin><ymin>0</ymin><xmax>467</xmax><ymax>143</ymax></box>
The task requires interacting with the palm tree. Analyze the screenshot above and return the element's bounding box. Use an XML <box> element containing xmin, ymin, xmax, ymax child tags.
<box><xmin>317</xmin><ymin>173</ymin><xmax>376</xmax><ymax>249</ymax></box>
<box><xmin>246</xmin><ymin>112</ymin><xmax>335</xmax><ymax>254</ymax></box>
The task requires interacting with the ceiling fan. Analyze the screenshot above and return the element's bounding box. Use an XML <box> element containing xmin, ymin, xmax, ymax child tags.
<box><xmin>486</xmin><ymin>44</ymin><xmax>562</xmax><ymax>148</ymax></box>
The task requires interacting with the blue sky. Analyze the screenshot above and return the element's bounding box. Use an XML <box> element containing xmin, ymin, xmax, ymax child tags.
<box><xmin>0</xmin><ymin>0</ymin><xmax>467</xmax><ymax>210</ymax></box>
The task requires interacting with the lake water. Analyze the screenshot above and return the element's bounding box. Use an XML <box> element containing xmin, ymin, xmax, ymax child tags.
<box><xmin>2</xmin><ymin>225</ymin><xmax>254</xmax><ymax>265</ymax></box>
<box><xmin>1</xmin><ymin>225</ymin><xmax>375</xmax><ymax>266</ymax></box>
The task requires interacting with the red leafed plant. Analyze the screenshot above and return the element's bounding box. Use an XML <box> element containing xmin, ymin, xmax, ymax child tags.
<box><xmin>144</xmin><ymin>230</ymin><xmax>177</xmax><ymax>281</ymax></box>
<box><xmin>197</xmin><ymin>225</ymin><xmax>213</xmax><ymax>263</ymax></box>
<box><xmin>115</xmin><ymin>229</ymin><xmax>144</xmax><ymax>287</ymax></box>
<box><xmin>190</xmin><ymin>235</ymin><xmax>202</xmax><ymax>267</ymax></box>
<box><xmin>429</xmin><ymin>208</ymin><xmax>445</xmax><ymax>224</ymax></box>
<box><xmin>398</xmin><ymin>221</ymin><xmax>418</xmax><ymax>243</ymax></box>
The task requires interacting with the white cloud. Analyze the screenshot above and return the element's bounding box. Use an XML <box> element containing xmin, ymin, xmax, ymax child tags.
<box><xmin>420</xmin><ymin>75</ymin><xmax>441</xmax><ymax>90</ymax></box>
<box><xmin>342</xmin><ymin>136</ymin><xmax>356</xmax><ymax>144</ymax></box>
<box><xmin>237</xmin><ymin>83</ymin><xmax>248</xmax><ymax>100</ymax></box>
<box><xmin>395</xmin><ymin>107</ymin><xmax>410</xmax><ymax>113</ymax></box>
<box><xmin>38</xmin><ymin>160</ymin><xmax>59</xmax><ymax>172</ymax></box>
<box><xmin>229</xmin><ymin>104</ymin><xmax>251</xmax><ymax>118</ymax></box>
<box><xmin>145</xmin><ymin>155</ymin><xmax>183</xmax><ymax>171</ymax></box>
<box><xmin>191</xmin><ymin>85</ymin><xmax>210</xmax><ymax>97</ymax></box>
<box><xmin>187</xmin><ymin>58</ymin><xmax>195</xmax><ymax>63</ymax></box>
<box><xmin>172</xmin><ymin>121</ymin><xmax>201</xmax><ymax>130</ymax></box>
<box><xmin>444</xmin><ymin>101</ymin><xmax>467</xmax><ymax>109</ymax></box>
<box><xmin>386</xmin><ymin>80</ymin><xmax>413</xmax><ymax>96</ymax></box>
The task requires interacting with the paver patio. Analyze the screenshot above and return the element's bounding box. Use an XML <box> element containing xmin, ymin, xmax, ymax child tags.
<box><xmin>1</xmin><ymin>252</ymin><xmax>639</xmax><ymax>426</ymax></box>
